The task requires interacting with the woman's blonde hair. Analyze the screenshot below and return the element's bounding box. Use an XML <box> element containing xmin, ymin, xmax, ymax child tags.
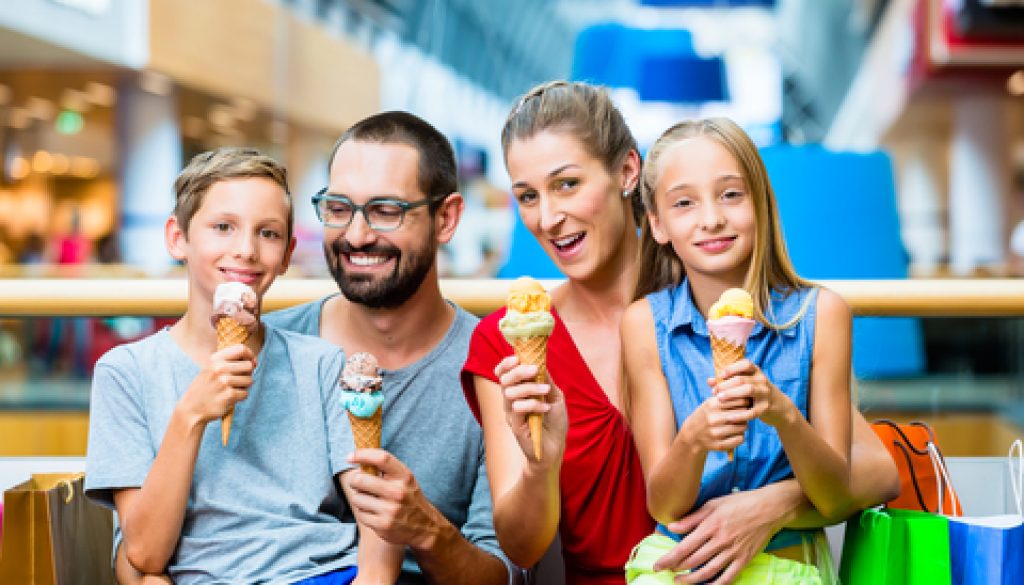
<box><xmin>635</xmin><ymin>117</ymin><xmax>811</xmax><ymax>326</ymax></box>
<box><xmin>501</xmin><ymin>80</ymin><xmax>643</xmax><ymax>223</ymax></box>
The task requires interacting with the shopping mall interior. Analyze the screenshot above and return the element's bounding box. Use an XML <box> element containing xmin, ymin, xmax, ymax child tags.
<box><xmin>0</xmin><ymin>0</ymin><xmax>1022</xmax><ymax>488</ymax></box>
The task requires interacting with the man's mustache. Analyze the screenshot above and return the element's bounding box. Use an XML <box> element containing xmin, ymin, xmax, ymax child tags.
<box><xmin>330</xmin><ymin>240</ymin><xmax>401</xmax><ymax>258</ymax></box>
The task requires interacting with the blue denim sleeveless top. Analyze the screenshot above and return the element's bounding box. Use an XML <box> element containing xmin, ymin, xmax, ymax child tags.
<box><xmin>647</xmin><ymin>280</ymin><xmax>819</xmax><ymax>550</ymax></box>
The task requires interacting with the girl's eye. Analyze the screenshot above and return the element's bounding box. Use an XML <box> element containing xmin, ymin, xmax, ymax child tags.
<box><xmin>671</xmin><ymin>197</ymin><xmax>694</xmax><ymax>209</ymax></box>
<box><xmin>722</xmin><ymin>189</ymin><xmax>744</xmax><ymax>201</ymax></box>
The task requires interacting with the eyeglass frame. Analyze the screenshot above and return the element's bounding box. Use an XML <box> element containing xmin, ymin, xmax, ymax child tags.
<box><xmin>311</xmin><ymin>188</ymin><xmax>449</xmax><ymax>232</ymax></box>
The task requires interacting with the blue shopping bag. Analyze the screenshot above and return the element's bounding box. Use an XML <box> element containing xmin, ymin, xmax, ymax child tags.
<box><xmin>947</xmin><ymin>439</ymin><xmax>1024</xmax><ymax>585</ymax></box>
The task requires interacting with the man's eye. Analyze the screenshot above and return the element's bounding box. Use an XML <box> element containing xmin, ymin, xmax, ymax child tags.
<box><xmin>371</xmin><ymin>203</ymin><xmax>403</xmax><ymax>218</ymax></box>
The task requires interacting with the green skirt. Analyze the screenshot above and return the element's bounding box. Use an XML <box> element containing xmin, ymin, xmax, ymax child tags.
<box><xmin>625</xmin><ymin>533</ymin><xmax>822</xmax><ymax>585</ymax></box>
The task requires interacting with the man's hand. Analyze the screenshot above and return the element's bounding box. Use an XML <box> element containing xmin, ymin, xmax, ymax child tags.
<box><xmin>654</xmin><ymin>488</ymin><xmax>787</xmax><ymax>585</ymax></box>
<box><xmin>346</xmin><ymin>448</ymin><xmax>450</xmax><ymax>552</ymax></box>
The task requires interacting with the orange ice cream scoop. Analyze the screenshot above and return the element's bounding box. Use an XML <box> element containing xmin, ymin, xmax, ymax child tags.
<box><xmin>708</xmin><ymin>288</ymin><xmax>754</xmax><ymax>321</ymax></box>
<box><xmin>506</xmin><ymin>276</ymin><xmax>551</xmax><ymax>313</ymax></box>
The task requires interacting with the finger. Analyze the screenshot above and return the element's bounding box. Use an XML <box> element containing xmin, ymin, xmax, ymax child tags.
<box><xmin>511</xmin><ymin>398</ymin><xmax>553</xmax><ymax>415</ymax></box>
<box><xmin>721</xmin><ymin>359</ymin><xmax>755</xmax><ymax>377</ymax></box>
<box><xmin>498</xmin><ymin>364</ymin><xmax>540</xmax><ymax>388</ymax></box>
<box><xmin>503</xmin><ymin>383</ymin><xmax>550</xmax><ymax>402</ymax></box>
<box><xmin>707</xmin><ymin>560</ymin><xmax>744</xmax><ymax>585</ymax></box>
<box><xmin>219</xmin><ymin>373</ymin><xmax>253</xmax><ymax>389</ymax></box>
<box><xmin>654</xmin><ymin>526</ymin><xmax>709</xmax><ymax>572</ymax></box>
<box><xmin>681</xmin><ymin>551</ymin><xmax>731</xmax><ymax>584</ymax></box>
<box><xmin>494</xmin><ymin>355</ymin><xmax>519</xmax><ymax>378</ymax></box>
<box><xmin>663</xmin><ymin>506</ymin><xmax>709</xmax><ymax>537</ymax></box>
<box><xmin>213</xmin><ymin>344</ymin><xmax>255</xmax><ymax>362</ymax></box>
<box><xmin>348</xmin><ymin>448</ymin><xmax>409</xmax><ymax>478</ymax></box>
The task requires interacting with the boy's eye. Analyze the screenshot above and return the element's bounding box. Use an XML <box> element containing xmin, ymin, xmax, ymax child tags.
<box><xmin>259</xmin><ymin>228</ymin><xmax>282</xmax><ymax>239</ymax></box>
<box><xmin>214</xmin><ymin>222</ymin><xmax>232</xmax><ymax>232</ymax></box>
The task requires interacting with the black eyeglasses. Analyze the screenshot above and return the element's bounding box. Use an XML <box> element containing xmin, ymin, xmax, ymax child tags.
<box><xmin>312</xmin><ymin>188</ymin><xmax>445</xmax><ymax>232</ymax></box>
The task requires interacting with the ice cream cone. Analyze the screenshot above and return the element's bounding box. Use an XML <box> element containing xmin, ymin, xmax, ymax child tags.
<box><xmin>217</xmin><ymin>317</ymin><xmax>248</xmax><ymax>446</ymax></box>
<box><xmin>348</xmin><ymin>409</ymin><xmax>382</xmax><ymax>474</ymax></box>
<box><xmin>512</xmin><ymin>335</ymin><xmax>548</xmax><ymax>461</ymax></box>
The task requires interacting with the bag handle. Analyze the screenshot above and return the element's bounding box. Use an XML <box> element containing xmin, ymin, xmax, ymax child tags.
<box><xmin>1011</xmin><ymin>439</ymin><xmax>1022</xmax><ymax>518</ymax></box>
<box><xmin>926</xmin><ymin>441</ymin><xmax>960</xmax><ymax>516</ymax></box>
<box><xmin>889</xmin><ymin>438</ymin><xmax>932</xmax><ymax>511</ymax></box>
<box><xmin>875</xmin><ymin>418</ymin><xmax>933</xmax><ymax>456</ymax></box>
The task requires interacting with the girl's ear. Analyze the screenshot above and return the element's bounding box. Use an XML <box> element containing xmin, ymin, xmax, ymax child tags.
<box><xmin>165</xmin><ymin>216</ymin><xmax>187</xmax><ymax>262</ymax></box>
<box><xmin>647</xmin><ymin>210</ymin><xmax>669</xmax><ymax>245</ymax></box>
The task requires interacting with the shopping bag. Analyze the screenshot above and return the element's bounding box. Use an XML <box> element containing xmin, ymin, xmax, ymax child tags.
<box><xmin>839</xmin><ymin>508</ymin><xmax>951</xmax><ymax>585</ymax></box>
<box><xmin>872</xmin><ymin>419</ymin><xmax>963</xmax><ymax>515</ymax></box>
<box><xmin>0</xmin><ymin>473</ymin><xmax>114</xmax><ymax>585</ymax></box>
<box><xmin>946</xmin><ymin>439</ymin><xmax>1024</xmax><ymax>585</ymax></box>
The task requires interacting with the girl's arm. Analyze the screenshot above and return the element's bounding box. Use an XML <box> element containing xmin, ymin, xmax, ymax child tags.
<box><xmin>622</xmin><ymin>300</ymin><xmax>746</xmax><ymax>525</ymax></box>
<box><xmin>471</xmin><ymin>356</ymin><xmax>567</xmax><ymax>567</ymax></box>
<box><xmin>116</xmin><ymin>344</ymin><xmax>254</xmax><ymax>574</ymax></box>
<box><xmin>714</xmin><ymin>288</ymin><xmax>855</xmax><ymax>521</ymax></box>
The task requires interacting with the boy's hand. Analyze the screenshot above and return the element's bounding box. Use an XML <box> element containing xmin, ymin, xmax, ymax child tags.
<box><xmin>179</xmin><ymin>344</ymin><xmax>255</xmax><ymax>424</ymax></box>
<box><xmin>710</xmin><ymin>359</ymin><xmax>793</xmax><ymax>428</ymax></box>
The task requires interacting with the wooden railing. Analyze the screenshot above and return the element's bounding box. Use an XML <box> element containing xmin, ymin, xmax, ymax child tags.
<box><xmin>1</xmin><ymin>278</ymin><xmax>1024</xmax><ymax>317</ymax></box>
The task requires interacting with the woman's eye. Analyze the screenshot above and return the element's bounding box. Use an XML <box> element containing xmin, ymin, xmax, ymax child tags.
<box><xmin>515</xmin><ymin>190</ymin><xmax>537</xmax><ymax>205</ymax></box>
<box><xmin>555</xmin><ymin>178</ymin><xmax>578</xmax><ymax>191</ymax></box>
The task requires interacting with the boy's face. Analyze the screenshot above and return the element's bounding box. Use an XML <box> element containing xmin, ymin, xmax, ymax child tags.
<box><xmin>167</xmin><ymin>177</ymin><xmax>295</xmax><ymax>305</ymax></box>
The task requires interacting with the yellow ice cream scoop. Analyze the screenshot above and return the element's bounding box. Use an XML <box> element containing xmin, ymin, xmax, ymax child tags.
<box><xmin>507</xmin><ymin>276</ymin><xmax>551</xmax><ymax>313</ymax></box>
<box><xmin>708</xmin><ymin>288</ymin><xmax>754</xmax><ymax>320</ymax></box>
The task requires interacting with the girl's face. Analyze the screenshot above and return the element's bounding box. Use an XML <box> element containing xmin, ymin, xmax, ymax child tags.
<box><xmin>648</xmin><ymin>136</ymin><xmax>756</xmax><ymax>286</ymax></box>
<box><xmin>506</xmin><ymin>130</ymin><xmax>637</xmax><ymax>283</ymax></box>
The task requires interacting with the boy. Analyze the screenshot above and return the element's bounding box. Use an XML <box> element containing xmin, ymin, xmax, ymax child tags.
<box><xmin>85</xmin><ymin>147</ymin><xmax>399</xmax><ymax>584</ymax></box>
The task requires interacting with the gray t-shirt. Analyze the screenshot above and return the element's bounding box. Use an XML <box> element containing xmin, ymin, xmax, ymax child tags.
<box><xmin>265</xmin><ymin>297</ymin><xmax>505</xmax><ymax>584</ymax></box>
<box><xmin>85</xmin><ymin>325</ymin><xmax>358</xmax><ymax>585</ymax></box>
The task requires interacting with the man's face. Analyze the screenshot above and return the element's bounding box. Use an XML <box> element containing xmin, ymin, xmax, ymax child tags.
<box><xmin>324</xmin><ymin>140</ymin><xmax>437</xmax><ymax>309</ymax></box>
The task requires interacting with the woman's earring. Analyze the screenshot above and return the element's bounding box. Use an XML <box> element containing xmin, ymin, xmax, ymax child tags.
<box><xmin>622</xmin><ymin>189</ymin><xmax>631</xmax><ymax>198</ymax></box>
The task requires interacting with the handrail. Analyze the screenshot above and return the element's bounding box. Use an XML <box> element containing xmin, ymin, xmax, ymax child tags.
<box><xmin>0</xmin><ymin>278</ymin><xmax>1023</xmax><ymax>317</ymax></box>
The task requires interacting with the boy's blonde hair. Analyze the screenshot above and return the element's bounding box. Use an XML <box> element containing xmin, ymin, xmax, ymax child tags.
<box><xmin>173</xmin><ymin>147</ymin><xmax>293</xmax><ymax>241</ymax></box>
<box><xmin>636</xmin><ymin>117</ymin><xmax>811</xmax><ymax>326</ymax></box>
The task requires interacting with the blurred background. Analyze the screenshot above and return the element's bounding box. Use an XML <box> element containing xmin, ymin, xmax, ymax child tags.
<box><xmin>0</xmin><ymin>0</ymin><xmax>1023</xmax><ymax>456</ymax></box>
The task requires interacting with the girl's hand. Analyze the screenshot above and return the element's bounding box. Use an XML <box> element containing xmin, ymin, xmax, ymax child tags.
<box><xmin>494</xmin><ymin>355</ymin><xmax>568</xmax><ymax>467</ymax></box>
<box><xmin>684</xmin><ymin>394</ymin><xmax>748</xmax><ymax>454</ymax></box>
<box><xmin>178</xmin><ymin>344</ymin><xmax>255</xmax><ymax>424</ymax></box>
<box><xmin>710</xmin><ymin>359</ymin><xmax>793</xmax><ymax>428</ymax></box>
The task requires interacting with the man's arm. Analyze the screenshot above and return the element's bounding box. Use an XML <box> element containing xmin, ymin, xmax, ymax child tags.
<box><xmin>347</xmin><ymin>449</ymin><xmax>508</xmax><ymax>585</ymax></box>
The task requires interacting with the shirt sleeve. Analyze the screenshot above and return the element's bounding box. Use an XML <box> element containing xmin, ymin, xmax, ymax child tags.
<box><xmin>84</xmin><ymin>349</ymin><xmax>156</xmax><ymax>509</ymax></box>
<box><xmin>459</xmin><ymin>311</ymin><xmax>511</xmax><ymax>423</ymax></box>
<box><xmin>459</xmin><ymin>446</ymin><xmax>518</xmax><ymax>580</ymax></box>
<box><xmin>321</xmin><ymin>348</ymin><xmax>356</xmax><ymax>476</ymax></box>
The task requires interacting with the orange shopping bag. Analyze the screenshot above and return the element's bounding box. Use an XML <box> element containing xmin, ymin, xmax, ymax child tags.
<box><xmin>872</xmin><ymin>419</ymin><xmax>963</xmax><ymax>516</ymax></box>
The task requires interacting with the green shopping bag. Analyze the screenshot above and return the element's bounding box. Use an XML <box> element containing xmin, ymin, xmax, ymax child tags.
<box><xmin>840</xmin><ymin>508</ymin><xmax>951</xmax><ymax>585</ymax></box>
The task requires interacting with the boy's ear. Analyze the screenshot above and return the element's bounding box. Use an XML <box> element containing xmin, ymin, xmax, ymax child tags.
<box><xmin>165</xmin><ymin>216</ymin><xmax>188</xmax><ymax>262</ymax></box>
<box><xmin>277</xmin><ymin>236</ymin><xmax>297</xmax><ymax>275</ymax></box>
<box><xmin>647</xmin><ymin>211</ymin><xmax>669</xmax><ymax>245</ymax></box>
<box><xmin>434</xmin><ymin>192</ymin><xmax>464</xmax><ymax>245</ymax></box>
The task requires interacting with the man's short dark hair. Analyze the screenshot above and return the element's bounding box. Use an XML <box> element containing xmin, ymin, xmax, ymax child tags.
<box><xmin>329</xmin><ymin>112</ymin><xmax>457</xmax><ymax>212</ymax></box>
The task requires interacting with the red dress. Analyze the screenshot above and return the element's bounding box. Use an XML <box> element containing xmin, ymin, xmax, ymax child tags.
<box><xmin>461</xmin><ymin>308</ymin><xmax>655</xmax><ymax>585</ymax></box>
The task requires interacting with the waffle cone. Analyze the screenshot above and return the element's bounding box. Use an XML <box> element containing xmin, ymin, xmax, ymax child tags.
<box><xmin>217</xmin><ymin>317</ymin><xmax>249</xmax><ymax>446</ymax></box>
<box><xmin>512</xmin><ymin>335</ymin><xmax>548</xmax><ymax>461</ymax></box>
<box><xmin>711</xmin><ymin>334</ymin><xmax>746</xmax><ymax>461</ymax></box>
<box><xmin>349</xmin><ymin>409</ymin><xmax>383</xmax><ymax>474</ymax></box>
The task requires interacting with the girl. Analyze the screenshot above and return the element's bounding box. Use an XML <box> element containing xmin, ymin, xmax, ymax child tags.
<box><xmin>622</xmin><ymin>118</ymin><xmax>854</xmax><ymax>584</ymax></box>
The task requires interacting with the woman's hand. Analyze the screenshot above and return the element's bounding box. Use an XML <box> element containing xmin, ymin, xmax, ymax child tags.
<box><xmin>710</xmin><ymin>359</ymin><xmax>795</xmax><ymax>429</ymax></box>
<box><xmin>654</xmin><ymin>486</ymin><xmax>792</xmax><ymax>584</ymax></box>
<box><xmin>683</xmin><ymin>394</ymin><xmax>748</xmax><ymax>455</ymax></box>
<box><xmin>494</xmin><ymin>355</ymin><xmax>568</xmax><ymax>467</ymax></box>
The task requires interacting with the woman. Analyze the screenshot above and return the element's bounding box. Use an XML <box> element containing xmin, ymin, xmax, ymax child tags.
<box><xmin>460</xmin><ymin>81</ymin><xmax>899</xmax><ymax>584</ymax></box>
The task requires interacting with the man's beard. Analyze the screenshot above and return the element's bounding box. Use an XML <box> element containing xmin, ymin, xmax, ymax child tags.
<box><xmin>326</xmin><ymin>238</ymin><xmax>436</xmax><ymax>309</ymax></box>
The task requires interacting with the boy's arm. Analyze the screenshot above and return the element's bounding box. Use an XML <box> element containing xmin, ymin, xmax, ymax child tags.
<box><xmin>339</xmin><ymin>470</ymin><xmax>404</xmax><ymax>584</ymax></box>
<box><xmin>117</xmin><ymin>344</ymin><xmax>255</xmax><ymax>573</ymax></box>
<box><xmin>622</xmin><ymin>300</ymin><xmax>718</xmax><ymax>524</ymax></box>
<box><xmin>114</xmin><ymin>539</ymin><xmax>172</xmax><ymax>585</ymax></box>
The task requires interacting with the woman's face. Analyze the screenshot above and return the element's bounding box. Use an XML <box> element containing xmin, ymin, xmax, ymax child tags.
<box><xmin>505</xmin><ymin>130</ymin><xmax>636</xmax><ymax>283</ymax></box>
<box><xmin>648</xmin><ymin>136</ymin><xmax>756</xmax><ymax>286</ymax></box>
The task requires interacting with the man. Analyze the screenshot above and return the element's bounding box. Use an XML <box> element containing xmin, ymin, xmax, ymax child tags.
<box><xmin>265</xmin><ymin>111</ymin><xmax>511</xmax><ymax>585</ymax></box>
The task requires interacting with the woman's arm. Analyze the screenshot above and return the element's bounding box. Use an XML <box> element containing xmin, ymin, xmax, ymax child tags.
<box><xmin>622</xmin><ymin>300</ymin><xmax>747</xmax><ymax>524</ymax></box>
<box><xmin>653</xmin><ymin>409</ymin><xmax>900</xmax><ymax>583</ymax></box>
<box><xmin>116</xmin><ymin>344</ymin><xmax>254</xmax><ymax>573</ymax></box>
<box><xmin>472</xmin><ymin>355</ymin><xmax>567</xmax><ymax>567</ymax></box>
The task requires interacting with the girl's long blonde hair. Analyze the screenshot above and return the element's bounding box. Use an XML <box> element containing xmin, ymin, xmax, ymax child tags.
<box><xmin>635</xmin><ymin>117</ymin><xmax>811</xmax><ymax>326</ymax></box>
